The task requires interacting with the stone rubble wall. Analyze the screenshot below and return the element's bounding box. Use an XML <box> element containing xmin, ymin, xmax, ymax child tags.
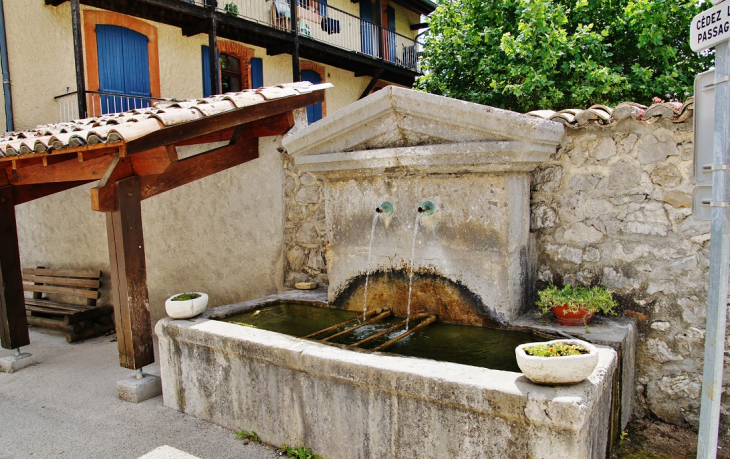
<box><xmin>282</xmin><ymin>153</ymin><xmax>328</xmax><ymax>288</ymax></box>
<box><xmin>530</xmin><ymin>116</ymin><xmax>729</xmax><ymax>431</ymax></box>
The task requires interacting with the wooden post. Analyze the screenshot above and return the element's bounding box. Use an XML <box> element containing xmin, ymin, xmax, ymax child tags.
<box><xmin>207</xmin><ymin>3</ymin><xmax>220</xmax><ymax>95</ymax></box>
<box><xmin>375</xmin><ymin>0</ymin><xmax>384</xmax><ymax>61</ymax></box>
<box><xmin>105</xmin><ymin>176</ymin><xmax>154</xmax><ymax>370</ymax></box>
<box><xmin>0</xmin><ymin>186</ymin><xmax>30</xmax><ymax>350</ymax></box>
<box><xmin>70</xmin><ymin>0</ymin><xmax>87</xmax><ymax>118</ymax></box>
<box><xmin>291</xmin><ymin>0</ymin><xmax>300</xmax><ymax>82</ymax></box>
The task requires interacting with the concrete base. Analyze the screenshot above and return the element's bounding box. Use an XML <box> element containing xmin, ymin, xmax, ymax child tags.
<box><xmin>117</xmin><ymin>373</ymin><xmax>162</xmax><ymax>403</ymax></box>
<box><xmin>0</xmin><ymin>353</ymin><xmax>35</xmax><ymax>373</ymax></box>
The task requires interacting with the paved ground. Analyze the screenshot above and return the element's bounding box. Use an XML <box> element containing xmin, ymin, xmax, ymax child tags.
<box><xmin>0</xmin><ymin>329</ymin><xmax>280</xmax><ymax>459</ymax></box>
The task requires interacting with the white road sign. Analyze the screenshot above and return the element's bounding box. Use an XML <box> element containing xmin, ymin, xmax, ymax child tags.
<box><xmin>690</xmin><ymin>2</ymin><xmax>730</xmax><ymax>52</ymax></box>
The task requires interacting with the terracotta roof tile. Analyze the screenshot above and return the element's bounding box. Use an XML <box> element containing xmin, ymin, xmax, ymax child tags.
<box><xmin>0</xmin><ymin>82</ymin><xmax>331</xmax><ymax>159</ymax></box>
<box><xmin>527</xmin><ymin>98</ymin><xmax>694</xmax><ymax>128</ymax></box>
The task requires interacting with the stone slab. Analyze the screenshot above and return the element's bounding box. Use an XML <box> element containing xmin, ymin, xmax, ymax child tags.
<box><xmin>0</xmin><ymin>353</ymin><xmax>35</xmax><ymax>373</ymax></box>
<box><xmin>117</xmin><ymin>373</ymin><xmax>162</xmax><ymax>403</ymax></box>
<box><xmin>157</xmin><ymin>315</ymin><xmax>618</xmax><ymax>459</ymax></box>
<box><xmin>514</xmin><ymin>312</ymin><xmax>637</xmax><ymax>430</ymax></box>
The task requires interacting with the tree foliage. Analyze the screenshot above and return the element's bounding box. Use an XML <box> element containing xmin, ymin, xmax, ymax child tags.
<box><xmin>415</xmin><ymin>0</ymin><xmax>713</xmax><ymax>112</ymax></box>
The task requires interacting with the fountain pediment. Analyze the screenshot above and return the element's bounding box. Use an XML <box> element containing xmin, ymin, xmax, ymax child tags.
<box><xmin>283</xmin><ymin>86</ymin><xmax>564</xmax><ymax>175</ymax></box>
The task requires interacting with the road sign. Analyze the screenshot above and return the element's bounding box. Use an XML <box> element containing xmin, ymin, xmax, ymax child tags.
<box><xmin>694</xmin><ymin>70</ymin><xmax>715</xmax><ymax>185</ymax></box>
<box><xmin>690</xmin><ymin>2</ymin><xmax>730</xmax><ymax>52</ymax></box>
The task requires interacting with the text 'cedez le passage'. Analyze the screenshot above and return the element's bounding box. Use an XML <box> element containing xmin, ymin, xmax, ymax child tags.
<box><xmin>696</xmin><ymin>6</ymin><xmax>730</xmax><ymax>45</ymax></box>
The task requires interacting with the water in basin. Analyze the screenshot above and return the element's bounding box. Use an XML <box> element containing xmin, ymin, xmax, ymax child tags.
<box><xmin>222</xmin><ymin>302</ymin><xmax>543</xmax><ymax>372</ymax></box>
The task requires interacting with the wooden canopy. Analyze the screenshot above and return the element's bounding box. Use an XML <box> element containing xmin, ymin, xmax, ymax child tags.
<box><xmin>0</xmin><ymin>82</ymin><xmax>329</xmax><ymax>369</ymax></box>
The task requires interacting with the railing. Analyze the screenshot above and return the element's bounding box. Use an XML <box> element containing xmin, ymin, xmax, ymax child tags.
<box><xmin>183</xmin><ymin>0</ymin><xmax>421</xmax><ymax>72</ymax></box>
<box><xmin>54</xmin><ymin>90</ymin><xmax>179</xmax><ymax>123</ymax></box>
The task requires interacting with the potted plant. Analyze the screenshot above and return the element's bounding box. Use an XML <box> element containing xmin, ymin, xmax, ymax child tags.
<box><xmin>165</xmin><ymin>292</ymin><xmax>208</xmax><ymax>319</ymax></box>
<box><xmin>515</xmin><ymin>339</ymin><xmax>599</xmax><ymax>385</ymax></box>
<box><xmin>536</xmin><ymin>284</ymin><xmax>617</xmax><ymax>327</ymax></box>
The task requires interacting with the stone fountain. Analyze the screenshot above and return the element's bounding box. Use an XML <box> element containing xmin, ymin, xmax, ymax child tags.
<box><xmin>157</xmin><ymin>87</ymin><xmax>620</xmax><ymax>459</ymax></box>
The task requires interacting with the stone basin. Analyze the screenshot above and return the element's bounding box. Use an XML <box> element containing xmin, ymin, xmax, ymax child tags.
<box><xmin>157</xmin><ymin>290</ymin><xmax>618</xmax><ymax>459</ymax></box>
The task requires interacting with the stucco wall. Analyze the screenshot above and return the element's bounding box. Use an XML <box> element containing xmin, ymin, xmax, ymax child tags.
<box><xmin>15</xmin><ymin>135</ymin><xmax>287</xmax><ymax>326</ymax></box>
<box><xmin>530</xmin><ymin>116</ymin><xmax>729</xmax><ymax>431</ymax></box>
<box><xmin>4</xmin><ymin>1</ymin><xmax>75</xmax><ymax>130</ymax></box>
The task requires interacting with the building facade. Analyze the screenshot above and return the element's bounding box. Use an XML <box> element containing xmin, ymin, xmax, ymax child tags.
<box><xmin>0</xmin><ymin>0</ymin><xmax>434</xmax><ymax>132</ymax></box>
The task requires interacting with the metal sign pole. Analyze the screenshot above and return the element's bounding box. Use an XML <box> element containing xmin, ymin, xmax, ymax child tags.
<box><xmin>697</xmin><ymin>39</ymin><xmax>730</xmax><ymax>459</ymax></box>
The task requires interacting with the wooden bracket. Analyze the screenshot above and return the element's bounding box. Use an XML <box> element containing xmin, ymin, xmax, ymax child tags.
<box><xmin>140</xmin><ymin>137</ymin><xmax>259</xmax><ymax>200</ymax></box>
<box><xmin>251</xmin><ymin>112</ymin><xmax>295</xmax><ymax>137</ymax></box>
<box><xmin>91</xmin><ymin>155</ymin><xmax>134</xmax><ymax>212</ymax></box>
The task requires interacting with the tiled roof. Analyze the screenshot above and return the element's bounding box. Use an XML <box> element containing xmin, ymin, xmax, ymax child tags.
<box><xmin>0</xmin><ymin>82</ymin><xmax>331</xmax><ymax>159</ymax></box>
<box><xmin>527</xmin><ymin>98</ymin><xmax>694</xmax><ymax>129</ymax></box>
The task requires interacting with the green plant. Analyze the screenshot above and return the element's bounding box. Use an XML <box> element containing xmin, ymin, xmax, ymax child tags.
<box><xmin>171</xmin><ymin>292</ymin><xmax>201</xmax><ymax>301</ymax></box>
<box><xmin>235</xmin><ymin>430</ymin><xmax>259</xmax><ymax>445</ymax></box>
<box><xmin>536</xmin><ymin>284</ymin><xmax>617</xmax><ymax>315</ymax></box>
<box><xmin>224</xmin><ymin>2</ymin><xmax>239</xmax><ymax>16</ymax></box>
<box><xmin>416</xmin><ymin>0</ymin><xmax>713</xmax><ymax>112</ymax></box>
<box><xmin>279</xmin><ymin>444</ymin><xmax>322</xmax><ymax>459</ymax></box>
<box><xmin>523</xmin><ymin>342</ymin><xmax>588</xmax><ymax>357</ymax></box>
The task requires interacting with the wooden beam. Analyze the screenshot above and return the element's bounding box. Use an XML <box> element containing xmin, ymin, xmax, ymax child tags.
<box><xmin>250</xmin><ymin>112</ymin><xmax>295</xmax><ymax>138</ymax></box>
<box><xmin>266</xmin><ymin>44</ymin><xmax>292</xmax><ymax>56</ymax></box>
<box><xmin>90</xmin><ymin>147</ymin><xmax>175</xmax><ymax>212</ymax></box>
<box><xmin>13</xmin><ymin>181</ymin><xmax>94</xmax><ymax>205</ymax></box>
<box><xmin>130</xmin><ymin>146</ymin><xmax>176</xmax><ymax>175</ymax></box>
<box><xmin>91</xmin><ymin>155</ymin><xmax>134</xmax><ymax>212</ymax></box>
<box><xmin>139</xmin><ymin>137</ymin><xmax>258</xmax><ymax>200</ymax></box>
<box><xmin>182</xmin><ymin>19</ymin><xmax>209</xmax><ymax>37</ymax></box>
<box><xmin>0</xmin><ymin>186</ymin><xmax>30</xmax><ymax>350</ymax></box>
<box><xmin>45</xmin><ymin>0</ymin><xmax>68</xmax><ymax>5</ymax></box>
<box><xmin>10</xmin><ymin>154</ymin><xmax>114</xmax><ymax>185</ymax></box>
<box><xmin>106</xmin><ymin>176</ymin><xmax>154</xmax><ymax>370</ymax></box>
<box><xmin>126</xmin><ymin>91</ymin><xmax>323</xmax><ymax>155</ymax></box>
<box><xmin>410</xmin><ymin>22</ymin><xmax>428</xmax><ymax>30</ymax></box>
<box><xmin>173</xmin><ymin>128</ymin><xmax>235</xmax><ymax>147</ymax></box>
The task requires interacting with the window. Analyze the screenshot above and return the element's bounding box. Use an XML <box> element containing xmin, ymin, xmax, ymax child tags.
<box><xmin>202</xmin><ymin>45</ymin><xmax>263</xmax><ymax>97</ymax></box>
<box><xmin>220</xmin><ymin>54</ymin><xmax>242</xmax><ymax>93</ymax></box>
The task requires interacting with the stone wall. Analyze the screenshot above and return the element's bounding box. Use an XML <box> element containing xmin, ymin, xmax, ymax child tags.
<box><xmin>282</xmin><ymin>110</ymin><xmax>328</xmax><ymax>288</ymax></box>
<box><xmin>530</xmin><ymin>115</ymin><xmax>729</xmax><ymax>431</ymax></box>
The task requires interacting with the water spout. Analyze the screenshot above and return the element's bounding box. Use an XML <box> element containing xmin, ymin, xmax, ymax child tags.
<box><xmin>417</xmin><ymin>201</ymin><xmax>435</xmax><ymax>216</ymax></box>
<box><xmin>375</xmin><ymin>201</ymin><xmax>393</xmax><ymax>215</ymax></box>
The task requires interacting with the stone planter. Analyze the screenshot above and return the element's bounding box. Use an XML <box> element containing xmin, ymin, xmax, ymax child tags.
<box><xmin>165</xmin><ymin>293</ymin><xmax>208</xmax><ymax>319</ymax></box>
<box><xmin>515</xmin><ymin>339</ymin><xmax>599</xmax><ymax>385</ymax></box>
<box><xmin>551</xmin><ymin>304</ymin><xmax>595</xmax><ymax>326</ymax></box>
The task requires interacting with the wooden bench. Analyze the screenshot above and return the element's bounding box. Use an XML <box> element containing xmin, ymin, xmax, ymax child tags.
<box><xmin>23</xmin><ymin>267</ymin><xmax>115</xmax><ymax>343</ymax></box>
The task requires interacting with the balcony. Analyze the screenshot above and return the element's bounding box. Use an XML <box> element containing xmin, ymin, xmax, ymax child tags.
<box><xmin>201</xmin><ymin>0</ymin><xmax>421</xmax><ymax>72</ymax></box>
<box><xmin>47</xmin><ymin>0</ymin><xmax>426</xmax><ymax>86</ymax></box>
<box><xmin>54</xmin><ymin>90</ymin><xmax>180</xmax><ymax>123</ymax></box>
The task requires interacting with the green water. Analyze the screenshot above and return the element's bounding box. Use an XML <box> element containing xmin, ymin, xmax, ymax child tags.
<box><xmin>222</xmin><ymin>302</ymin><xmax>540</xmax><ymax>372</ymax></box>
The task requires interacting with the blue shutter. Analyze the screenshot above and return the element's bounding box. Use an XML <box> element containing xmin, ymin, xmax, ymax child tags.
<box><xmin>301</xmin><ymin>70</ymin><xmax>322</xmax><ymax>124</ymax></box>
<box><xmin>96</xmin><ymin>25</ymin><xmax>151</xmax><ymax>113</ymax></box>
<box><xmin>201</xmin><ymin>45</ymin><xmax>212</xmax><ymax>97</ymax></box>
<box><xmin>319</xmin><ymin>0</ymin><xmax>327</xmax><ymax>17</ymax></box>
<box><xmin>359</xmin><ymin>1</ymin><xmax>374</xmax><ymax>56</ymax></box>
<box><xmin>250</xmin><ymin>57</ymin><xmax>263</xmax><ymax>89</ymax></box>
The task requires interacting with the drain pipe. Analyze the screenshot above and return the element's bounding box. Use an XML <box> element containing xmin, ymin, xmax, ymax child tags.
<box><xmin>0</xmin><ymin>0</ymin><xmax>13</xmax><ymax>132</ymax></box>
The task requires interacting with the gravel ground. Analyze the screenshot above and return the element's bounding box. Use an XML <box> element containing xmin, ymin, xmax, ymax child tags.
<box><xmin>0</xmin><ymin>329</ymin><xmax>280</xmax><ymax>459</ymax></box>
